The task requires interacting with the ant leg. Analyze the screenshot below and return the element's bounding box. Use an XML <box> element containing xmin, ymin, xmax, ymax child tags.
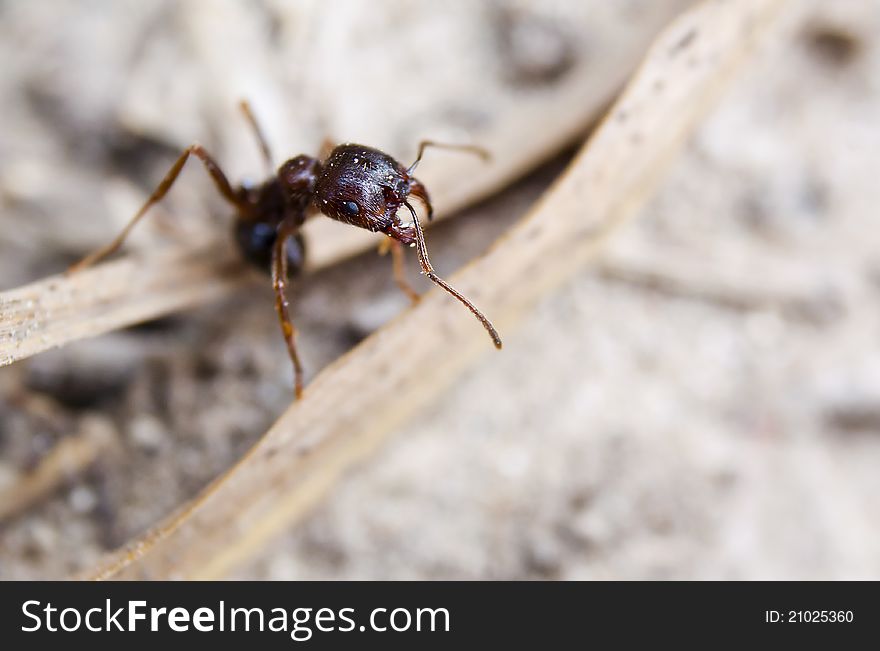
<box><xmin>239</xmin><ymin>99</ymin><xmax>274</xmax><ymax>173</ymax></box>
<box><xmin>380</xmin><ymin>238</ymin><xmax>420</xmax><ymax>304</ymax></box>
<box><xmin>406</xmin><ymin>140</ymin><xmax>491</xmax><ymax>175</ymax></box>
<box><xmin>318</xmin><ymin>137</ymin><xmax>336</xmax><ymax>161</ymax></box>
<box><xmin>68</xmin><ymin>144</ymin><xmax>243</xmax><ymax>274</ymax></box>
<box><xmin>271</xmin><ymin>216</ymin><xmax>305</xmax><ymax>399</ymax></box>
<box><xmin>404</xmin><ymin>201</ymin><xmax>502</xmax><ymax>349</ymax></box>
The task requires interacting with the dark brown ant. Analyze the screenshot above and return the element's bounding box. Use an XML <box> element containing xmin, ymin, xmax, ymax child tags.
<box><xmin>68</xmin><ymin>101</ymin><xmax>502</xmax><ymax>398</ymax></box>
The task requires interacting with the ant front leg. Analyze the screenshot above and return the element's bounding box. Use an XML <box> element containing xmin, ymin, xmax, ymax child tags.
<box><xmin>318</xmin><ymin>137</ymin><xmax>336</xmax><ymax>162</ymax></box>
<box><xmin>378</xmin><ymin>237</ymin><xmax>420</xmax><ymax>304</ymax></box>
<box><xmin>68</xmin><ymin>144</ymin><xmax>243</xmax><ymax>274</ymax></box>
<box><xmin>390</xmin><ymin>239</ymin><xmax>420</xmax><ymax>304</ymax></box>
<box><xmin>271</xmin><ymin>216</ymin><xmax>306</xmax><ymax>399</ymax></box>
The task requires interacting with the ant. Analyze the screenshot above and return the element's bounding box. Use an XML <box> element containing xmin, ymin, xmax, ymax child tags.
<box><xmin>68</xmin><ymin>101</ymin><xmax>502</xmax><ymax>398</ymax></box>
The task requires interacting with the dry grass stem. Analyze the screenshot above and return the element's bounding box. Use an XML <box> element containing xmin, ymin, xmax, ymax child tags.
<box><xmin>0</xmin><ymin>421</ymin><xmax>118</xmax><ymax>522</ymax></box>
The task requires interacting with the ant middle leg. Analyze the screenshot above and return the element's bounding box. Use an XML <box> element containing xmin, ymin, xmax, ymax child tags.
<box><xmin>68</xmin><ymin>144</ymin><xmax>243</xmax><ymax>274</ymax></box>
<box><xmin>238</xmin><ymin>99</ymin><xmax>274</xmax><ymax>173</ymax></box>
<box><xmin>271</xmin><ymin>216</ymin><xmax>305</xmax><ymax>399</ymax></box>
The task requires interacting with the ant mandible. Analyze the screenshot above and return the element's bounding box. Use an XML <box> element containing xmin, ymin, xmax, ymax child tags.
<box><xmin>68</xmin><ymin>101</ymin><xmax>502</xmax><ymax>398</ymax></box>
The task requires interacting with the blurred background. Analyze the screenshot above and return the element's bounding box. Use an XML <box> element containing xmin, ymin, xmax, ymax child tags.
<box><xmin>1</xmin><ymin>0</ymin><xmax>879</xmax><ymax>579</ymax></box>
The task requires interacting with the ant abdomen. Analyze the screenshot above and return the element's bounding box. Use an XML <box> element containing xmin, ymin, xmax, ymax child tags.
<box><xmin>234</xmin><ymin>218</ymin><xmax>305</xmax><ymax>277</ymax></box>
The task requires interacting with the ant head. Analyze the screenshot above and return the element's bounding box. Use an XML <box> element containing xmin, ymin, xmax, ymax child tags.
<box><xmin>314</xmin><ymin>144</ymin><xmax>426</xmax><ymax>242</ymax></box>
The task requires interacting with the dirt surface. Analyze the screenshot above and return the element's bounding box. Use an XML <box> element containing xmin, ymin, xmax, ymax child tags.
<box><xmin>1</xmin><ymin>0</ymin><xmax>879</xmax><ymax>580</ymax></box>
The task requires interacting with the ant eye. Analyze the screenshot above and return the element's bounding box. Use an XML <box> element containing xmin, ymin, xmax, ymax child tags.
<box><xmin>341</xmin><ymin>200</ymin><xmax>360</xmax><ymax>217</ymax></box>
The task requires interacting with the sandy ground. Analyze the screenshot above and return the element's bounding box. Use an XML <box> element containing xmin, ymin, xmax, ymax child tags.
<box><xmin>1</xmin><ymin>0</ymin><xmax>879</xmax><ymax>580</ymax></box>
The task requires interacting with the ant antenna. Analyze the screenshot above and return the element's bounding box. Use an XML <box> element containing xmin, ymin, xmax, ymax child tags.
<box><xmin>407</xmin><ymin>140</ymin><xmax>491</xmax><ymax>176</ymax></box>
<box><xmin>404</xmin><ymin>201</ymin><xmax>502</xmax><ymax>349</ymax></box>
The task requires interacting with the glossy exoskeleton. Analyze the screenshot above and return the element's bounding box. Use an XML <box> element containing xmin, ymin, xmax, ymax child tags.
<box><xmin>69</xmin><ymin>101</ymin><xmax>502</xmax><ymax>398</ymax></box>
